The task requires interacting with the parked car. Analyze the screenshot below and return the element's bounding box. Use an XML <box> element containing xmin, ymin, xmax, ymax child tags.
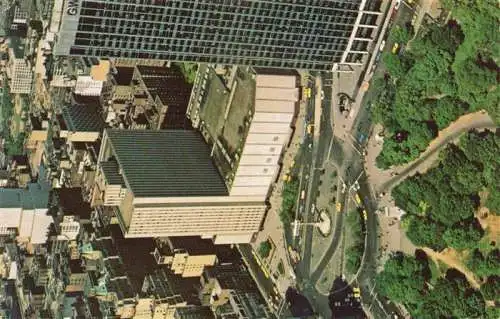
<box><xmin>395</xmin><ymin>0</ymin><xmax>401</xmax><ymax>10</ymax></box>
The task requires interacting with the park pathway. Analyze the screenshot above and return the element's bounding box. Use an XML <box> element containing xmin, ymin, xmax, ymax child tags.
<box><xmin>365</xmin><ymin>111</ymin><xmax>496</xmax><ymax>196</ymax></box>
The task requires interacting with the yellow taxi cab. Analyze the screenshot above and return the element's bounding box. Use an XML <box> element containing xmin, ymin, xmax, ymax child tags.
<box><xmin>355</xmin><ymin>194</ymin><xmax>362</xmax><ymax>205</ymax></box>
<box><xmin>353</xmin><ymin>287</ymin><xmax>361</xmax><ymax>298</ymax></box>
<box><xmin>307</xmin><ymin>124</ymin><xmax>313</xmax><ymax>135</ymax></box>
<box><xmin>336</xmin><ymin>202</ymin><xmax>342</xmax><ymax>213</ymax></box>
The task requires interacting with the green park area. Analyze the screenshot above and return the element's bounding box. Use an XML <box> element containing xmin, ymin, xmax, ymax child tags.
<box><xmin>279</xmin><ymin>178</ymin><xmax>299</xmax><ymax>225</ymax></box>
<box><xmin>376</xmin><ymin>129</ymin><xmax>499</xmax><ymax>318</ymax></box>
<box><xmin>1</xmin><ymin>80</ymin><xmax>24</xmax><ymax>156</ymax></box>
<box><xmin>345</xmin><ymin>209</ymin><xmax>365</xmax><ymax>275</ymax></box>
<box><xmin>371</xmin><ymin>0</ymin><xmax>499</xmax><ymax>169</ymax></box>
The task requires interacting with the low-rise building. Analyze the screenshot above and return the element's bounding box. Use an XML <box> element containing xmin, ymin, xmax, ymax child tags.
<box><xmin>202</xmin><ymin>262</ymin><xmax>271</xmax><ymax>318</ymax></box>
<box><xmin>0</xmin><ymin>168</ymin><xmax>51</xmax><ymax>246</ymax></box>
<box><xmin>128</xmin><ymin>65</ymin><xmax>193</xmax><ymax>130</ymax></box>
<box><xmin>153</xmin><ymin>237</ymin><xmax>217</xmax><ymax>278</ymax></box>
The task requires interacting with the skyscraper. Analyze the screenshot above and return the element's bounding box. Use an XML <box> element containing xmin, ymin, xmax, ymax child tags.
<box><xmin>53</xmin><ymin>0</ymin><xmax>380</xmax><ymax>71</ymax></box>
<box><xmin>92</xmin><ymin>129</ymin><xmax>267</xmax><ymax>243</ymax></box>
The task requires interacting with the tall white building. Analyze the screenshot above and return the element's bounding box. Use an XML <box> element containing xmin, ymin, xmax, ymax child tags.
<box><xmin>7</xmin><ymin>37</ymin><xmax>33</xmax><ymax>94</ymax></box>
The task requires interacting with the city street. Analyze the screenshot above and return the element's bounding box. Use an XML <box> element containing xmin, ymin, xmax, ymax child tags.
<box><xmin>238</xmin><ymin>244</ymin><xmax>284</xmax><ymax>317</ymax></box>
<box><xmin>289</xmin><ymin>72</ymin><xmax>403</xmax><ymax>318</ymax></box>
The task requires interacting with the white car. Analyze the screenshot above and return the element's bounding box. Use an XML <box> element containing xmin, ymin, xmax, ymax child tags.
<box><xmin>321</xmin><ymin>90</ymin><xmax>325</xmax><ymax>100</ymax></box>
<box><xmin>379</xmin><ymin>40</ymin><xmax>386</xmax><ymax>52</ymax></box>
<box><xmin>395</xmin><ymin>0</ymin><xmax>401</xmax><ymax>10</ymax></box>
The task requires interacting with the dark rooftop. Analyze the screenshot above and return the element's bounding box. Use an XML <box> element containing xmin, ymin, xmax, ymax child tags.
<box><xmin>92</xmin><ymin>237</ymin><xmax>118</xmax><ymax>258</ymax></box>
<box><xmin>61</xmin><ymin>102</ymin><xmax>104</xmax><ymax>133</ymax></box>
<box><xmin>105</xmin><ymin>129</ymin><xmax>228</xmax><ymax>197</ymax></box>
<box><xmin>86</xmin><ymin>297</ymin><xmax>102</xmax><ymax>318</ymax></box>
<box><xmin>100</xmin><ymin>160</ymin><xmax>125</xmax><ymax>186</ymax></box>
<box><xmin>142</xmin><ymin>268</ymin><xmax>201</xmax><ymax>306</ymax></box>
<box><xmin>108</xmin><ymin>277</ymin><xmax>135</xmax><ymax>300</ymax></box>
<box><xmin>71</xmin><ymin>141</ymin><xmax>87</xmax><ymax>151</ymax></box>
<box><xmin>114</xmin><ymin>67</ymin><xmax>134</xmax><ymax>86</ymax></box>
<box><xmin>55</xmin><ymin>188</ymin><xmax>91</xmax><ymax>220</ymax></box>
<box><xmin>0</xmin><ymin>170</ymin><xmax>8</xmax><ymax>179</ymax></box>
<box><xmin>69</xmin><ymin>259</ymin><xmax>84</xmax><ymax>274</ymax></box>
<box><xmin>137</xmin><ymin>65</ymin><xmax>192</xmax><ymax>129</ymax></box>
<box><xmin>11</xmin><ymin>155</ymin><xmax>28</xmax><ymax>167</ymax></box>
<box><xmin>110</xmin><ymin>224</ymin><xmax>158</xmax><ymax>292</ymax></box>
<box><xmin>174</xmin><ymin>306</ymin><xmax>215</xmax><ymax>319</ymax></box>
<box><xmin>205</xmin><ymin>262</ymin><xmax>258</xmax><ymax>293</ymax></box>
<box><xmin>163</xmin><ymin>237</ymin><xmax>216</xmax><ymax>256</ymax></box>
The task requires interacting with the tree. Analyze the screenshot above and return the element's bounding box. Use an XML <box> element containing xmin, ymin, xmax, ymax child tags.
<box><xmin>467</xmin><ymin>249</ymin><xmax>500</xmax><ymax>278</ymax></box>
<box><xmin>418</xmin><ymin>273</ymin><xmax>486</xmax><ymax>319</ymax></box>
<box><xmin>370</xmin><ymin>76</ymin><xmax>397</xmax><ymax>125</ymax></box>
<box><xmin>485</xmin><ymin>180</ymin><xmax>500</xmax><ymax>215</ymax></box>
<box><xmin>376</xmin><ymin>253</ymin><xmax>428</xmax><ymax>306</ymax></box>
<box><xmin>453</xmin><ymin>57</ymin><xmax>498</xmax><ymax>110</ymax></box>
<box><xmin>426</xmin><ymin>22</ymin><xmax>464</xmax><ymax>55</ymax></box>
<box><xmin>258</xmin><ymin>240</ymin><xmax>272</xmax><ymax>259</ymax></box>
<box><xmin>442</xmin><ymin>221</ymin><xmax>484</xmax><ymax>250</ymax></box>
<box><xmin>345</xmin><ymin>210</ymin><xmax>364</xmax><ymax>274</ymax></box>
<box><xmin>175</xmin><ymin>62</ymin><xmax>198</xmax><ymax>84</ymax></box>
<box><xmin>430</xmin><ymin>97</ymin><xmax>468</xmax><ymax>130</ymax></box>
<box><xmin>481</xmin><ymin>276</ymin><xmax>500</xmax><ymax>301</ymax></box>
<box><xmin>404</xmin><ymin>216</ymin><xmax>446</xmax><ymax>251</ymax></box>
<box><xmin>388</xmin><ymin>25</ymin><xmax>412</xmax><ymax>44</ymax></box>
<box><xmin>382</xmin><ymin>53</ymin><xmax>412</xmax><ymax>80</ymax></box>
<box><xmin>345</xmin><ymin>245</ymin><xmax>363</xmax><ymax>274</ymax></box>
<box><xmin>460</xmin><ymin>130</ymin><xmax>500</xmax><ymax>171</ymax></box>
<box><xmin>486</xmin><ymin>306</ymin><xmax>500</xmax><ymax>319</ymax></box>
<box><xmin>279</xmin><ymin>179</ymin><xmax>299</xmax><ymax>224</ymax></box>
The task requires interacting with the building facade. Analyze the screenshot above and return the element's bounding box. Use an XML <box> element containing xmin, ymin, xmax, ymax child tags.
<box><xmin>53</xmin><ymin>0</ymin><xmax>380</xmax><ymax>71</ymax></box>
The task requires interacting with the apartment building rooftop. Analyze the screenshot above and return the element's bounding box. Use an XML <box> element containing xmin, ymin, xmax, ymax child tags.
<box><xmin>105</xmin><ymin>129</ymin><xmax>228</xmax><ymax>197</ymax></box>
<box><xmin>0</xmin><ymin>172</ymin><xmax>50</xmax><ymax>209</ymax></box>
<box><xmin>61</xmin><ymin>102</ymin><xmax>104</xmax><ymax>133</ymax></box>
<box><xmin>134</xmin><ymin>65</ymin><xmax>193</xmax><ymax>129</ymax></box>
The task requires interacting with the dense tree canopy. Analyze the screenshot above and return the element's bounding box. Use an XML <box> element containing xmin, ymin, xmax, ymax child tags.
<box><xmin>481</xmin><ymin>275</ymin><xmax>500</xmax><ymax>301</ymax></box>
<box><xmin>376</xmin><ymin>253</ymin><xmax>427</xmax><ymax>305</ymax></box>
<box><xmin>467</xmin><ymin>249</ymin><xmax>500</xmax><ymax>279</ymax></box>
<box><xmin>372</xmin><ymin>0</ymin><xmax>499</xmax><ymax>168</ymax></box>
<box><xmin>377</xmin><ymin>253</ymin><xmax>493</xmax><ymax>319</ymax></box>
<box><xmin>279</xmin><ymin>179</ymin><xmax>299</xmax><ymax>224</ymax></box>
<box><xmin>345</xmin><ymin>210</ymin><xmax>364</xmax><ymax>274</ymax></box>
<box><xmin>393</xmin><ymin>131</ymin><xmax>499</xmax><ymax>251</ymax></box>
<box><xmin>417</xmin><ymin>273</ymin><xmax>486</xmax><ymax>319</ymax></box>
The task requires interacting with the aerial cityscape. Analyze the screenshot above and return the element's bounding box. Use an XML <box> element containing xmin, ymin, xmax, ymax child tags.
<box><xmin>0</xmin><ymin>0</ymin><xmax>498</xmax><ymax>318</ymax></box>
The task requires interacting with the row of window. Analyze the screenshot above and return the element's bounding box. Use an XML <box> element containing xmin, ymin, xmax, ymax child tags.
<box><xmin>82</xmin><ymin>0</ymin><xmax>362</xmax><ymax>16</ymax></box>
<box><xmin>69</xmin><ymin>46</ymin><xmax>340</xmax><ymax>70</ymax></box>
